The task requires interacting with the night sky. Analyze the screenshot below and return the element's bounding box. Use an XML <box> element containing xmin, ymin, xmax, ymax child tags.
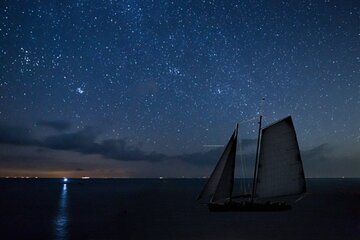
<box><xmin>0</xmin><ymin>0</ymin><xmax>359</xmax><ymax>178</ymax></box>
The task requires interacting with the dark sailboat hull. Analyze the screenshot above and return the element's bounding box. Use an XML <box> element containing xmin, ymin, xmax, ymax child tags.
<box><xmin>208</xmin><ymin>201</ymin><xmax>291</xmax><ymax>212</ymax></box>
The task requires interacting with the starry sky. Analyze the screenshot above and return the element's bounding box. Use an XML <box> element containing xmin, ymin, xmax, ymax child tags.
<box><xmin>0</xmin><ymin>0</ymin><xmax>359</xmax><ymax>178</ymax></box>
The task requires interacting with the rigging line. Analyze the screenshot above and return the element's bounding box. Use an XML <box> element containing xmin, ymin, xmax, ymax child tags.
<box><xmin>258</xmin><ymin>97</ymin><xmax>267</xmax><ymax>123</ymax></box>
<box><xmin>251</xmin><ymin>115</ymin><xmax>263</xmax><ymax>202</ymax></box>
<box><xmin>249</xmin><ymin>98</ymin><xmax>266</xmax><ymax>201</ymax></box>
<box><xmin>238</xmin><ymin>125</ymin><xmax>247</xmax><ymax>194</ymax></box>
<box><xmin>239</xmin><ymin>117</ymin><xmax>257</xmax><ymax>124</ymax></box>
<box><xmin>259</xmin><ymin>97</ymin><xmax>265</xmax><ymax>116</ymax></box>
<box><xmin>241</xmin><ymin>127</ymin><xmax>248</xmax><ymax>192</ymax></box>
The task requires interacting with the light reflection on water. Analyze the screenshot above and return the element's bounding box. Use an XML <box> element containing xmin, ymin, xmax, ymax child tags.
<box><xmin>54</xmin><ymin>183</ymin><xmax>68</xmax><ymax>240</ymax></box>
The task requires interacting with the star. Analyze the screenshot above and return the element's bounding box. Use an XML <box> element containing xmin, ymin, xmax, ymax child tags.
<box><xmin>76</xmin><ymin>87</ymin><xmax>84</xmax><ymax>94</ymax></box>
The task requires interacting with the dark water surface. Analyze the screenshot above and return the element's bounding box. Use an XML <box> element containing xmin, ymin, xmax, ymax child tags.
<box><xmin>0</xmin><ymin>178</ymin><xmax>359</xmax><ymax>239</ymax></box>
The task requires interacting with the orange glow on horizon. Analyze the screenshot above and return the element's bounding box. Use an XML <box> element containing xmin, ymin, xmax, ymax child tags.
<box><xmin>0</xmin><ymin>168</ymin><xmax>132</xmax><ymax>178</ymax></box>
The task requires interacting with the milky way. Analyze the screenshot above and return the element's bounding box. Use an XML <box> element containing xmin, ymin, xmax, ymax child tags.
<box><xmin>0</xmin><ymin>1</ymin><xmax>359</xmax><ymax>177</ymax></box>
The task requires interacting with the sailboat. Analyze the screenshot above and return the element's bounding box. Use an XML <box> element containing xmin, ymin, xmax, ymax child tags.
<box><xmin>197</xmin><ymin>115</ymin><xmax>306</xmax><ymax>211</ymax></box>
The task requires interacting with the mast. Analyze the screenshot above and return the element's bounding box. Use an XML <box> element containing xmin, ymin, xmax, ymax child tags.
<box><xmin>251</xmin><ymin>115</ymin><xmax>262</xmax><ymax>202</ymax></box>
<box><xmin>229</xmin><ymin>123</ymin><xmax>239</xmax><ymax>202</ymax></box>
<box><xmin>236</xmin><ymin>123</ymin><xmax>239</xmax><ymax>135</ymax></box>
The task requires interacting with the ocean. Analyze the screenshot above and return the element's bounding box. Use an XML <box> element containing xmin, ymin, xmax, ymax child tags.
<box><xmin>0</xmin><ymin>178</ymin><xmax>358</xmax><ymax>240</ymax></box>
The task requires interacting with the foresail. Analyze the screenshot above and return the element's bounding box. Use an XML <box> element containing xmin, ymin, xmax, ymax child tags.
<box><xmin>255</xmin><ymin>116</ymin><xmax>306</xmax><ymax>198</ymax></box>
<box><xmin>212</xmin><ymin>132</ymin><xmax>237</xmax><ymax>202</ymax></box>
<box><xmin>197</xmin><ymin>129</ymin><xmax>237</xmax><ymax>203</ymax></box>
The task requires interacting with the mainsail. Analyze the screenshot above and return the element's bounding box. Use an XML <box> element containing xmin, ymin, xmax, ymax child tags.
<box><xmin>255</xmin><ymin>116</ymin><xmax>306</xmax><ymax>198</ymax></box>
<box><xmin>197</xmin><ymin>127</ymin><xmax>237</xmax><ymax>203</ymax></box>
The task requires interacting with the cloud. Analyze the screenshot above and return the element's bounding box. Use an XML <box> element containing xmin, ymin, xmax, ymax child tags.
<box><xmin>0</xmin><ymin>123</ymin><xmax>39</xmax><ymax>146</ymax></box>
<box><xmin>42</xmin><ymin>127</ymin><xmax>167</xmax><ymax>162</ymax></box>
<box><xmin>0</xmin><ymin>122</ymin><xmax>358</xmax><ymax>177</ymax></box>
<box><xmin>176</xmin><ymin>148</ymin><xmax>223</xmax><ymax>166</ymax></box>
<box><xmin>302</xmin><ymin>143</ymin><xmax>360</xmax><ymax>177</ymax></box>
<box><xmin>176</xmin><ymin>139</ymin><xmax>257</xmax><ymax>166</ymax></box>
<box><xmin>0</xmin><ymin>121</ymin><xmax>254</xmax><ymax>165</ymax></box>
<box><xmin>176</xmin><ymin>142</ymin><xmax>360</xmax><ymax>177</ymax></box>
<box><xmin>43</xmin><ymin>127</ymin><xmax>100</xmax><ymax>153</ymax></box>
<box><xmin>37</xmin><ymin>120</ymin><xmax>72</xmax><ymax>132</ymax></box>
<box><xmin>0</xmin><ymin>122</ymin><xmax>165</xmax><ymax>162</ymax></box>
<box><xmin>302</xmin><ymin>143</ymin><xmax>331</xmax><ymax>159</ymax></box>
<box><xmin>42</xmin><ymin>127</ymin><xmax>166</xmax><ymax>162</ymax></box>
<box><xmin>98</xmin><ymin>139</ymin><xmax>166</xmax><ymax>162</ymax></box>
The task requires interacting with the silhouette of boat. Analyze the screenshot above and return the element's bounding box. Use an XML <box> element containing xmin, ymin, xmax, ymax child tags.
<box><xmin>197</xmin><ymin>115</ymin><xmax>306</xmax><ymax>211</ymax></box>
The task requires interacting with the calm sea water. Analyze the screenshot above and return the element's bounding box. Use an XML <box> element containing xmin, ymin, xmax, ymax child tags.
<box><xmin>0</xmin><ymin>178</ymin><xmax>358</xmax><ymax>240</ymax></box>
